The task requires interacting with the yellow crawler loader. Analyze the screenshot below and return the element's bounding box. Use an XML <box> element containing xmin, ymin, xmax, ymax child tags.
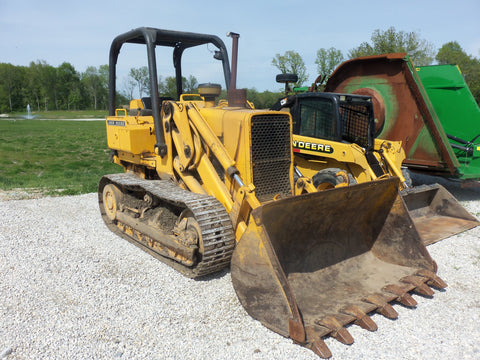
<box><xmin>271</xmin><ymin>75</ymin><xmax>479</xmax><ymax>245</ymax></box>
<box><xmin>99</xmin><ymin>27</ymin><xmax>446</xmax><ymax>358</ymax></box>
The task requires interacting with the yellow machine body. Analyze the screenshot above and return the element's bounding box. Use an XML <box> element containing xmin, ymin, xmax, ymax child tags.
<box><xmin>293</xmin><ymin>135</ymin><xmax>406</xmax><ymax>186</ymax></box>
<box><xmin>98</xmin><ymin>28</ymin><xmax>449</xmax><ymax>359</ymax></box>
<box><xmin>106</xmin><ymin>98</ymin><xmax>294</xmax><ymax>218</ymax></box>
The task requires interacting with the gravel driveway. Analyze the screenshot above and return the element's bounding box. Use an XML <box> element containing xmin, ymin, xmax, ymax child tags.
<box><xmin>1</xmin><ymin>174</ymin><xmax>479</xmax><ymax>359</ymax></box>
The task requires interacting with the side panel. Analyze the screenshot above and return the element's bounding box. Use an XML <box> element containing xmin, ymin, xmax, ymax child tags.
<box><xmin>416</xmin><ymin>65</ymin><xmax>480</xmax><ymax>178</ymax></box>
<box><xmin>106</xmin><ymin>116</ymin><xmax>156</xmax><ymax>155</ymax></box>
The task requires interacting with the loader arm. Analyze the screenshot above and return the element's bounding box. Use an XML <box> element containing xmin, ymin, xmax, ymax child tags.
<box><xmin>163</xmin><ymin>98</ymin><xmax>263</xmax><ymax>237</ymax></box>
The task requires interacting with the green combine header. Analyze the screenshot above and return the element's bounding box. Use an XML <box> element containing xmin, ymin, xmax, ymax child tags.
<box><xmin>416</xmin><ymin>64</ymin><xmax>480</xmax><ymax>179</ymax></box>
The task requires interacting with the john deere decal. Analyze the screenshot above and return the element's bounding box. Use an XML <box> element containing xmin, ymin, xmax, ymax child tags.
<box><xmin>292</xmin><ymin>140</ymin><xmax>333</xmax><ymax>154</ymax></box>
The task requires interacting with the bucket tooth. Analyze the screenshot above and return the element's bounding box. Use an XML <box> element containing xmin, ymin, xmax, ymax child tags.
<box><xmin>401</xmin><ymin>275</ymin><xmax>435</xmax><ymax>297</ymax></box>
<box><xmin>315</xmin><ymin>316</ymin><xmax>354</xmax><ymax>345</ymax></box>
<box><xmin>363</xmin><ymin>294</ymin><xmax>398</xmax><ymax>319</ymax></box>
<box><xmin>340</xmin><ymin>305</ymin><xmax>377</xmax><ymax>331</ymax></box>
<box><xmin>382</xmin><ymin>284</ymin><xmax>417</xmax><ymax>307</ymax></box>
<box><xmin>308</xmin><ymin>340</ymin><xmax>333</xmax><ymax>359</ymax></box>
<box><xmin>288</xmin><ymin>318</ymin><xmax>306</xmax><ymax>343</ymax></box>
<box><xmin>305</xmin><ymin>326</ymin><xmax>333</xmax><ymax>359</ymax></box>
<box><xmin>416</xmin><ymin>269</ymin><xmax>448</xmax><ymax>289</ymax></box>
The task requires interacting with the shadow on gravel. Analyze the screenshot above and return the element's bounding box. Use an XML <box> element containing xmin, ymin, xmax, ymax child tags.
<box><xmin>410</xmin><ymin>171</ymin><xmax>480</xmax><ymax>202</ymax></box>
<box><xmin>195</xmin><ymin>267</ymin><xmax>231</xmax><ymax>282</ymax></box>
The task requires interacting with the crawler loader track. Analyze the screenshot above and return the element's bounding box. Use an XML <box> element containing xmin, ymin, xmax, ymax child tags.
<box><xmin>99</xmin><ymin>173</ymin><xmax>235</xmax><ymax>278</ymax></box>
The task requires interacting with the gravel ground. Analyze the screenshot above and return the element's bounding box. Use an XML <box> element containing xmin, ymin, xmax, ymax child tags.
<box><xmin>1</xmin><ymin>174</ymin><xmax>479</xmax><ymax>360</ymax></box>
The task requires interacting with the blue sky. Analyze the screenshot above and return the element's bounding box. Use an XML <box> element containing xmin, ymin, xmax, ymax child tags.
<box><xmin>1</xmin><ymin>0</ymin><xmax>479</xmax><ymax>92</ymax></box>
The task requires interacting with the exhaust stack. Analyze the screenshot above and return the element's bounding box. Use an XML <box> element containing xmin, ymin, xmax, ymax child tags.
<box><xmin>227</xmin><ymin>31</ymin><xmax>247</xmax><ymax>107</ymax></box>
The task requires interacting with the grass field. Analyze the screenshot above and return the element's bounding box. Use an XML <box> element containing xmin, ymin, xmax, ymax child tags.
<box><xmin>0</xmin><ymin>118</ymin><xmax>122</xmax><ymax>197</ymax></box>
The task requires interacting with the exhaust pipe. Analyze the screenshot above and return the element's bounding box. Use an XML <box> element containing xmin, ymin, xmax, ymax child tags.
<box><xmin>227</xmin><ymin>31</ymin><xmax>247</xmax><ymax>107</ymax></box>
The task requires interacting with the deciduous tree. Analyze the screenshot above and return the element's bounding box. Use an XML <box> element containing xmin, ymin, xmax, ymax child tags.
<box><xmin>315</xmin><ymin>48</ymin><xmax>344</xmax><ymax>85</ymax></box>
<box><xmin>129</xmin><ymin>66</ymin><xmax>149</xmax><ymax>98</ymax></box>
<box><xmin>57</xmin><ymin>62</ymin><xmax>82</xmax><ymax>110</ymax></box>
<box><xmin>349</xmin><ymin>27</ymin><xmax>435</xmax><ymax>66</ymax></box>
<box><xmin>82</xmin><ymin>66</ymin><xmax>102</xmax><ymax>110</ymax></box>
<box><xmin>272</xmin><ymin>51</ymin><xmax>308</xmax><ymax>86</ymax></box>
<box><xmin>0</xmin><ymin>63</ymin><xmax>24</xmax><ymax>112</ymax></box>
<box><xmin>159</xmin><ymin>75</ymin><xmax>199</xmax><ymax>99</ymax></box>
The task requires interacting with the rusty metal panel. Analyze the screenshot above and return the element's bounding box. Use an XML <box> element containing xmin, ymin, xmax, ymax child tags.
<box><xmin>325</xmin><ymin>53</ymin><xmax>459</xmax><ymax>176</ymax></box>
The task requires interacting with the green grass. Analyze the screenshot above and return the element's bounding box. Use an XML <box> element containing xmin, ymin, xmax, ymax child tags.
<box><xmin>0</xmin><ymin>119</ymin><xmax>123</xmax><ymax>196</ymax></box>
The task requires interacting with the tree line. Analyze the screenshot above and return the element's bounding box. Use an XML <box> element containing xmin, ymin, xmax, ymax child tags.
<box><xmin>1</xmin><ymin>27</ymin><xmax>479</xmax><ymax>113</ymax></box>
<box><xmin>0</xmin><ymin>61</ymin><xmax>112</xmax><ymax>113</ymax></box>
<box><xmin>0</xmin><ymin>60</ymin><xmax>284</xmax><ymax>113</ymax></box>
<box><xmin>272</xmin><ymin>27</ymin><xmax>480</xmax><ymax>104</ymax></box>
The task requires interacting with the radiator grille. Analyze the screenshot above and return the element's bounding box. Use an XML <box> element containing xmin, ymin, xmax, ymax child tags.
<box><xmin>251</xmin><ymin>114</ymin><xmax>292</xmax><ymax>202</ymax></box>
<box><xmin>340</xmin><ymin>103</ymin><xmax>370</xmax><ymax>148</ymax></box>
